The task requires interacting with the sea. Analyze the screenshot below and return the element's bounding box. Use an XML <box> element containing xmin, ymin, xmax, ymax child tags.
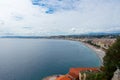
<box><xmin>0</xmin><ymin>39</ymin><xmax>101</xmax><ymax>80</ymax></box>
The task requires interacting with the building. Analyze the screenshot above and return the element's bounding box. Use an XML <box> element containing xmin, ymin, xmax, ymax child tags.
<box><xmin>91</xmin><ymin>38</ymin><xmax>116</xmax><ymax>49</ymax></box>
<box><xmin>56</xmin><ymin>75</ymin><xmax>71</xmax><ymax>80</ymax></box>
<box><xmin>56</xmin><ymin>67</ymin><xmax>99</xmax><ymax>80</ymax></box>
<box><xmin>112</xmin><ymin>68</ymin><xmax>120</xmax><ymax>80</ymax></box>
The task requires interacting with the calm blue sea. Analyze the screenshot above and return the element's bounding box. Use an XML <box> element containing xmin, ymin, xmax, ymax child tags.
<box><xmin>0</xmin><ymin>39</ymin><xmax>101</xmax><ymax>80</ymax></box>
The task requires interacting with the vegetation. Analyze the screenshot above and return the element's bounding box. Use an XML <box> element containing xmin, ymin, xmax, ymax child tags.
<box><xmin>85</xmin><ymin>37</ymin><xmax>120</xmax><ymax>80</ymax></box>
<box><xmin>104</xmin><ymin>37</ymin><xmax>120</xmax><ymax>80</ymax></box>
<box><xmin>86</xmin><ymin>72</ymin><xmax>106</xmax><ymax>80</ymax></box>
<box><xmin>85</xmin><ymin>40</ymin><xmax>100</xmax><ymax>48</ymax></box>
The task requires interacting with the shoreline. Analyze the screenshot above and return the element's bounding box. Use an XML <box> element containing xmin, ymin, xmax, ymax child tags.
<box><xmin>64</xmin><ymin>39</ymin><xmax>106</xmax><ymax>65</ymax></box>
<box><xmin>81</xmin><ymin>42</ymin><xmax>105</xmax><ymax>65</ymax></box>
<box><xmin>42</xmin><ymin>39</ymin><xmax>106</xmax><ymax>80</ymax></box>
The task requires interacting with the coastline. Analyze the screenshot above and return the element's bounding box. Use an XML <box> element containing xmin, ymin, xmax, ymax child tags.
<box><xmin>64</xmin><ymin>39</ymin><xmax>106</xmax><ymax>65</ymax></box>
<box><xmin>81</xmin><ymin>42</ymin><xmax>105</xmax><ymax>65</ymax></box>
<box><xmin>42</xmin><ymin>39</ymin><xmax>106</xmax><ymax>80</ymax></box>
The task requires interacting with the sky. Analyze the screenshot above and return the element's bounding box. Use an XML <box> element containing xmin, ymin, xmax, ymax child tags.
<box><xmin>0</xmin><ymin>0</ymin><xmax>120</xmax><ymax>36</ymax></box>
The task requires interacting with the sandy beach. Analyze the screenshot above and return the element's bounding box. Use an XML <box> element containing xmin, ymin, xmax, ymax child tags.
<box><xmin>42</xmin><ymin>40</ymin><xmax>106</xmax><ymax>80</ymax></box>
<box><xmin>82</xmin><ymin>42</ymin><xmax>105</xmax><ymax>65</ymax></box>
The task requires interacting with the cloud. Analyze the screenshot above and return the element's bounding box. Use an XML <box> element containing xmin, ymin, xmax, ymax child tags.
<box><xmin>11</xmin><ymin>14</ymin><xmax>24</xmax><ymax>21</ymax></box>
<box><xmin>0</xmin><ymin>0</ymin><xmax>120</xmax><ymax>36</ymax></box>
<box><xmin>32</xmin><ymin>0</ymin><xmax>80</xmax><ymax>14</ymax></box>
<box><xmin>0</xmin><ymin>20</ymin><xmax>4</xmax><ymax>25</ymax></box>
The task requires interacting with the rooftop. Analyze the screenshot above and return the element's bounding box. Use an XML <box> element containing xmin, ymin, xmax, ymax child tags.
<box><xmin>56</xmin><ymin>75</ymin><xmax>71</xmax><ymax>80</ymax></box>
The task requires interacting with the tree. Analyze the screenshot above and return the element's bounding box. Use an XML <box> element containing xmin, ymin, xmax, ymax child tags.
<box><xmin>104</xmin><ymin>37</ymin><xmax>120</xmax><ymax>80</ymax></box>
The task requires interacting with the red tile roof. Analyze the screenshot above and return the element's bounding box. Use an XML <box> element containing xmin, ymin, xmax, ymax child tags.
<box><xmin>68</xmin><ymin>67</ymin><xmax>99</xmax><ymax>79</ymax></box>
<box><xmin>56</xmin><ymin>75</ymin><xmax>71</xmax><ymax>80</ymax></box>
<box><xmin>56</xmin><ymin>67</ymin><xmax>99</xmax><ymax>80</ymax></box>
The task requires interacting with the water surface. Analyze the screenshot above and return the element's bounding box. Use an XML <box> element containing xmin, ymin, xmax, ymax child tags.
<box><xmin>0</xmin><ymin>39</ymin><xmax>101</xmax><ymax>80</ymax></box>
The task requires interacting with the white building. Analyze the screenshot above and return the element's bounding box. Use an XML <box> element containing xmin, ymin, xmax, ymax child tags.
<box><xmin>112</xmin><ymin>68</ymin><xmax>120</xmax><ymax>80</ymax></box>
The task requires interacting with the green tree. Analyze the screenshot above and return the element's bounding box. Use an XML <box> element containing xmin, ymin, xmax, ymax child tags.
<box><xmin>104</xmin><ymin>37</ymin><xmax>120</xmax><ymax>80</ymax></box>
<box><xmin>86</xmin><ymin>72</ymin><xmax>106</xmax><ymax>80</ymax></box>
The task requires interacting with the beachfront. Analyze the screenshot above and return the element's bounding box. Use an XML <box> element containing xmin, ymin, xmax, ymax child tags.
<box><xmin>82</xmin><ymin>42</ymin><xmax>105</xmax><ymax>64</ymax></box>
<box><xmin>42</xmin><ymin>40</ymin><xmax>106</xmax><ymax>80</ymax></box>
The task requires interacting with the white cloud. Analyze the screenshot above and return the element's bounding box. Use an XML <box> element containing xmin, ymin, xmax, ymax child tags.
<box><xmin>0</xmin><ymin>0</ymin><xmax>120</xmax><ymax>36</ymax></box>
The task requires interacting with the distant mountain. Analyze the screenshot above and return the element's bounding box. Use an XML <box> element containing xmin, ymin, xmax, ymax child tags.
<box><xmin>0</xmin><ymin>32</ymin><xmax>120</xmax><ymax>39</ymax></box>
<box><xmin>49</xmin><ymin>32</ymin><xmax>120</xmax><ymax>39</ymax></box>
<box><xmin>86</xmin><ymin>32</ymin><xmax>120</xmax><ymax>35</ymax></box>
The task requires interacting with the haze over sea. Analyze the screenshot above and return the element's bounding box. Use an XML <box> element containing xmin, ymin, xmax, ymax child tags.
<box><xmin>0</xmin><ymin>39</ymin><xmax>101</xmax><ymax>80</ymax></box>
